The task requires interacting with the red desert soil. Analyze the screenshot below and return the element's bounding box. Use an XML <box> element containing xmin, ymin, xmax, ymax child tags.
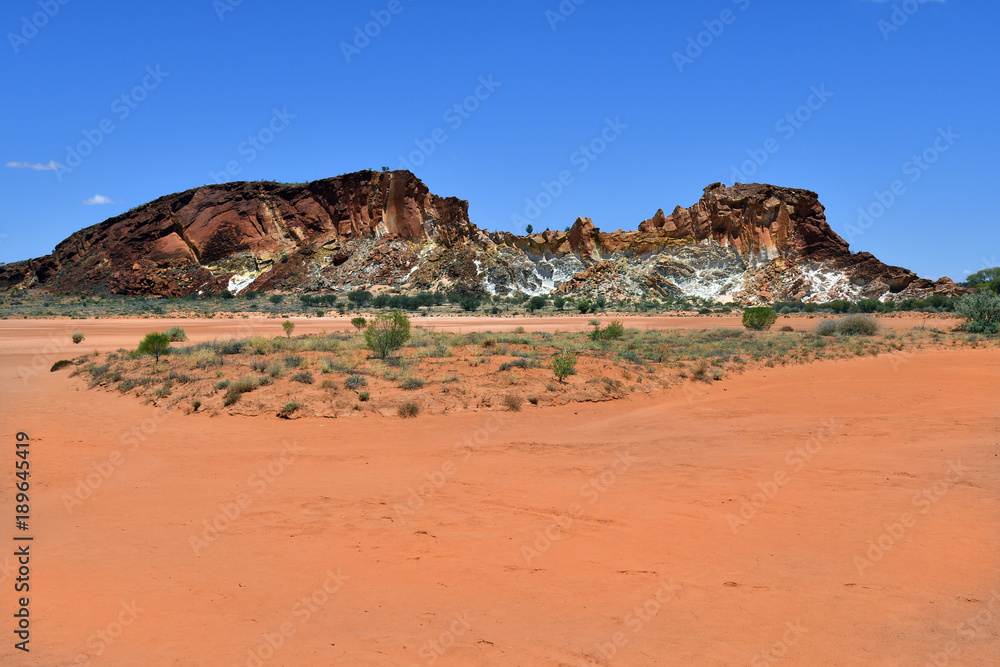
<box><xmin>1</xmin><ymin>318</ymin><xmax>997</xmax><ymax>666</ymax></box>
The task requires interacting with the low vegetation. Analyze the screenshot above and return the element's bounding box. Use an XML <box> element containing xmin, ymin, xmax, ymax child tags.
<box><xmin>64</xmin><ymin>312</ymin><xmax>995</xmax><ymax>419</ymax></box>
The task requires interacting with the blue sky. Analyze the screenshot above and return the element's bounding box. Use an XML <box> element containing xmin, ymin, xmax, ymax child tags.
<box><xmin>2</xmin><ymin>0</ymin><xmax>997</xmax><ymax>280</ymax></box>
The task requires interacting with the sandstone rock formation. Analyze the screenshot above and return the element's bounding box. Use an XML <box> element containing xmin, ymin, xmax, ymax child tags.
<box><xmin>0</xmin><ymin>172</ymin><xmax>968</xmax><ymax>304</ymax></box>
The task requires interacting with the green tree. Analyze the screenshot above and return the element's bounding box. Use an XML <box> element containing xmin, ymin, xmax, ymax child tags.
<box><xmin>551</xmin><ymin>352</ymin><xmax>578</xmax><ymax>383</ymax></box>
<box><xmin>525</xmin><ymin>224</ymin><xmax>533</xmax><ymax>234</ymax></box>
<box><xmin>967</xmin><ymin>267</ymin><xmax>1000</xmax><ymax>295</ymax></box>
<box><xmin>364</xmin><ymin>311</ymin><xmax>411</xmax><ymax>359</ymax></box>
<box><xmin>137</xmin><ymin>332</ymin><xmax>171</xmax><ymax>362</ymax></box>
<box><xmin>282</xmin><ymin>320</ymin><xmax>295</xmax><ymax>338</ymax></box>
<box><xmin>553</xmin><ymin>296</ymin><xmax>566</xmax><ymax>310</ymax></box>
<box><xmin>742</xmin><ymin>307</ymin><xmax>778</xmax><ymax>331</ymax></box>
<box><xmin>351</xmin><ymin>316</ymin><xmax>367</xmax><ymax>332</ymax></box>
<box><xmin>526</xmin><ymin>296</ymin><xmax>547</xmax><ymax>313</ymax></box>
<box><xmin>955</xmin><ymin>292</ymin><xmax>1000</xmax><ymax>334</ymax></box>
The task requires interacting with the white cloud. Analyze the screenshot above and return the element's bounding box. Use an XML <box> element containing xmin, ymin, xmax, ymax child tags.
<box><xmin>6</xmin><ymin>160</ymin><xmax>61</xmax><ymax>171</ymax></box>
<box><xmin>81</xmin><ymin>194</ymin><xmax>122</xmax><ymax>206</ymax></box>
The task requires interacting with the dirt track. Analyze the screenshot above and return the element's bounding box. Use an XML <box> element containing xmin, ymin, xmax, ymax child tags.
<box><xmin>1</xmin><ymin>318</ymin><xmax>997</xmax><ymax>665</ymax></box>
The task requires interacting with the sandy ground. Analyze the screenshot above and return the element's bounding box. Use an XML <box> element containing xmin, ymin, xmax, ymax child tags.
<box><xmin>1</xmin><ymin>318</ymin><xmax>997</xmax><ymax>666</ymax></box>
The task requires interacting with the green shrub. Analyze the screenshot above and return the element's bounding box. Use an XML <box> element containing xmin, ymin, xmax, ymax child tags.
<box><xmin>290</xmin><ymin>371</ymin><xmax>314</xmax><ymax>384</ymax></box>
<box><xmin>283</xmin><ymin>354</ymin><xmax>304</xmax><ymax>369</ymax></box>
<box><xmin>137</xmin><ymin>332</ymin><xmax>171</xmax><ymax>362</ymax></box>
<box><xmin>399</xmin><ymin>377</ymin><xmax>425</xmax><ymax>390</ymax></box>
<box><xmin>50</xmin><ymin>360</ymin><xmax>73</xmax><ymax>372</ymax></box>
<box><xmin>351</xmin><ymin>316</ymin><xmax>367</xmax><ymax>332</ymax></box>
<box><xmin>72</xmin><ymin>332</ymin><xmax>85</xmax><ymax>344</ymax></box>
<box><xmin>164</xmin><ymin>326</ymin><xmax>188</xmax><ymax>342</ymax></box>
<box><xmin>590</xmin><ymin>320</ymin><xmax>625</xmax><ymax>341</ymax></box>
<box><xmin>357</xmin><ymin>391</ymin><xmax>370</xmax><ymax>402</ymax></box>
<box><xmin>364</xmin><ymin>311</ymin><xmax>411</xmax><ymax>359</ymax></box>
<box><xmin>224</xmin><ymin>375</ymin><xmax>260</xmax><ymax>406</ymax></box>
<box><xmin>816</xmin><ymin>321</ymin><xmax>838</xmax><ymax>336</ymax></box>
<box><xmin>742</xmin><ymin>307</ymin><xmax>778</xmax><ymax>331</ymax></box>
<box><xmin>345</xmin><ymin>375</ymin><xmax>367</xmax><ymax>389</ymax></box>
<box><xmin>956</xmin><ymin>292</ymin><xmax>1000</xmax><ymax>334</ymax></box>
<box><xmin>498</xmin><ymin>358</ymin><xmax>529</xmax><ymax>371</ymax></box>
<box><xmin>215</xmin><ymin>380</ymin><xmax>231</xmax><ymax>391</ymax></box>
<box><xmin>398</xmin><ymin>400</ymin><xmax>420</xmax><ymax>418</ymax></box>
<box><xmin>282</xmin><ymin>320</ymin><xmax>295</xmax><ymax>338</ymax></box>
<box><xmin>551</xmin><ymin>352</ymin><xmax>578</xmax><ymax>383</ymax></box>
<box><xmin>837</xmin><ymin>314</ymin><xmax>879</xmax><ymax>336</ymax></box>
<box><xmin>278</xmin><ymin>401</ymin><xmax>301</xmax><ymax>418</ymax></box>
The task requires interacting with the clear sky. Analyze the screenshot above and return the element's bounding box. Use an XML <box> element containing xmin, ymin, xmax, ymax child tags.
<box><xmin>2</xmin><ymin>0</ymin><xmax>997</xmax><ymax>280</ymax></box>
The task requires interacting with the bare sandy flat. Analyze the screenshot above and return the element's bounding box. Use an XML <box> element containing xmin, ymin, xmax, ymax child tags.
<box><xmin>1</xmin><ymin>318</ymin><xmax>997</xmax><ymax>665</ymax></box>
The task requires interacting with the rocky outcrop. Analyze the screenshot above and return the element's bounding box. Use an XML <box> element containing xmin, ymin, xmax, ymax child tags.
<box><xmin>0</xmin><ymin>172</ymin><xmax>968</xmax><ymax>304</ymax></box>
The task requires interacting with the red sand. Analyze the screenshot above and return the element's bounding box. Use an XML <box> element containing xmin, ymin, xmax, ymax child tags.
<box><xmin>1</xmin><ymin>318</ymin><xmax>997</xmax><ymax>666</ymax></box>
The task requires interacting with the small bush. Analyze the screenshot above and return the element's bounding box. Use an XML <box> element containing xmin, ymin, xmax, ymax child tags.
<box><xmin>742</xmin><ymin>307</ymin><xmax>778</xmax><ymax>331</ymax></box>
<box><xmin>956</xmin><ymin>292</ymin><xmax>1000</xmax><ymax>334</ymax></box>
<box><xmin>282</xmin><ymin>320</ymin><xmax>295</xmax><ymax>338</ymax></box>
<box><xmin>191</xmin><ymin>399</ymin><xmax>202</xmax><ymax>412</ymax></box>
<box><xmin>528</xmin><ymin>396</ymin><xmax>539</xmax><ymax>405</ymax></box>
<box><xmin>278</xmin><ymin>401</ymin><xmax>301</xmax><ymax>418</ymax></box>
<box><xmin>780</xmin><ymin>325</ymin><xmax>795</xmax><ymax>333</ymax></box>
<box><xmin>398</xmin><ymin>400</ymin><xmax>420</xmax><ymax>418</ymax></box>
<box><xmin>551</xmin><ymin>352</ymin><xmax>578</xmax><ymax>383</ymax></box>
<box><xmin>215</xmin><ymin>380</ymin><xmax>231</xmax><ymax>391</ymax></box>
<box><xmin>399</xmin><ymin>377</ymin><xmax>425</xmax><ymax>390</ymax></box>
<box><xmin>283</xmin><ymin>355</ymin><xmax>304</xmax><ymax>369</ymax></box>
<box><xmin>165</xmin><ymin>326</ymin><xmax>188</xmax><ymax>342</ymax></box>
<box><xmin>72</xmin><ymin>332</ymin><xmax>85</xmax><ymax>344</ymax></box>
<box><xmin>50</xmin><ymin>360</ymin><xmax>73</xmax><ymax>372</ymax></box>
<box><xmin>357</xmin><ymin>391</ymin><xmax>370</xmax><ymax>402</ymax></box>
<box><xmin>137</xmin><ymin>332</ymin><xmax>171</xmax><ymax>361</ymax></box>
<box><xmin>365</xmin><ymin>311</ymin><xmax>411</xmax><ymax>359</ymax></box>
<box><xmin>816</xmin><ymin>320</ymin><xmax>838</xmax><ymax>336</ymax></box>
<box><xmin>498</xmin><ymin>358</ymin><xmax>529</xmax><ymax>371</ymax></box>
<box><xmin>837</xmin><ymin>314</ymin><xmax>879</xmax><ymax>336</ymax></box>
<box><xmin>290</xmin><ymin>371</ymin><xmax>314</xmax><ymax>384</ymax></box>
<box><xmin>345</xmin><ymin>375</ymin><xmax>367</xmax><ymax>389</ymax></box>
<box><xmin>590</xmin><ymin>320</ymin><xmax>625</xmax><ymax>341</ymax></box>
<box><xmin>351</xmin><ymin>316</ymin><xmax>367</xmax><ymax>332</ymax></box>
<box><xmin>691</xmin><ymin>361</ymin><xmax>709</xmax><ymax>382</ymax></box>
<box><xmin>503</xmin><ymin>393</ymin><xmax>523</xmax><ymax>412</ymax></box>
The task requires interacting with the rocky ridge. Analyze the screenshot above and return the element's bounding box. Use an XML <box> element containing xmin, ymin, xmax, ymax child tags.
<box><xmin>0</xmin><ymin>171</ymin><xmax>966</xmax><ymax>304</ymax></box>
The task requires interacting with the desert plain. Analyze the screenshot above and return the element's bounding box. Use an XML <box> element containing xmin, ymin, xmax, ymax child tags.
<box><xmin>1</xmin><ymin>315</ymin><xmax>998</xmax><ymax>666</ymax></box>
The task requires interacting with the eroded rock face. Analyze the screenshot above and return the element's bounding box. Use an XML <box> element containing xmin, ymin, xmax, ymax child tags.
<box><xmin>0</xmin><ymin>170</ymin><xmax>473</xmax><ymax>296</ymax></box>
<box><xmin>0</xmin><ymin>173</ymin><xmax>967</xmax><ymax>304</ymax></box>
